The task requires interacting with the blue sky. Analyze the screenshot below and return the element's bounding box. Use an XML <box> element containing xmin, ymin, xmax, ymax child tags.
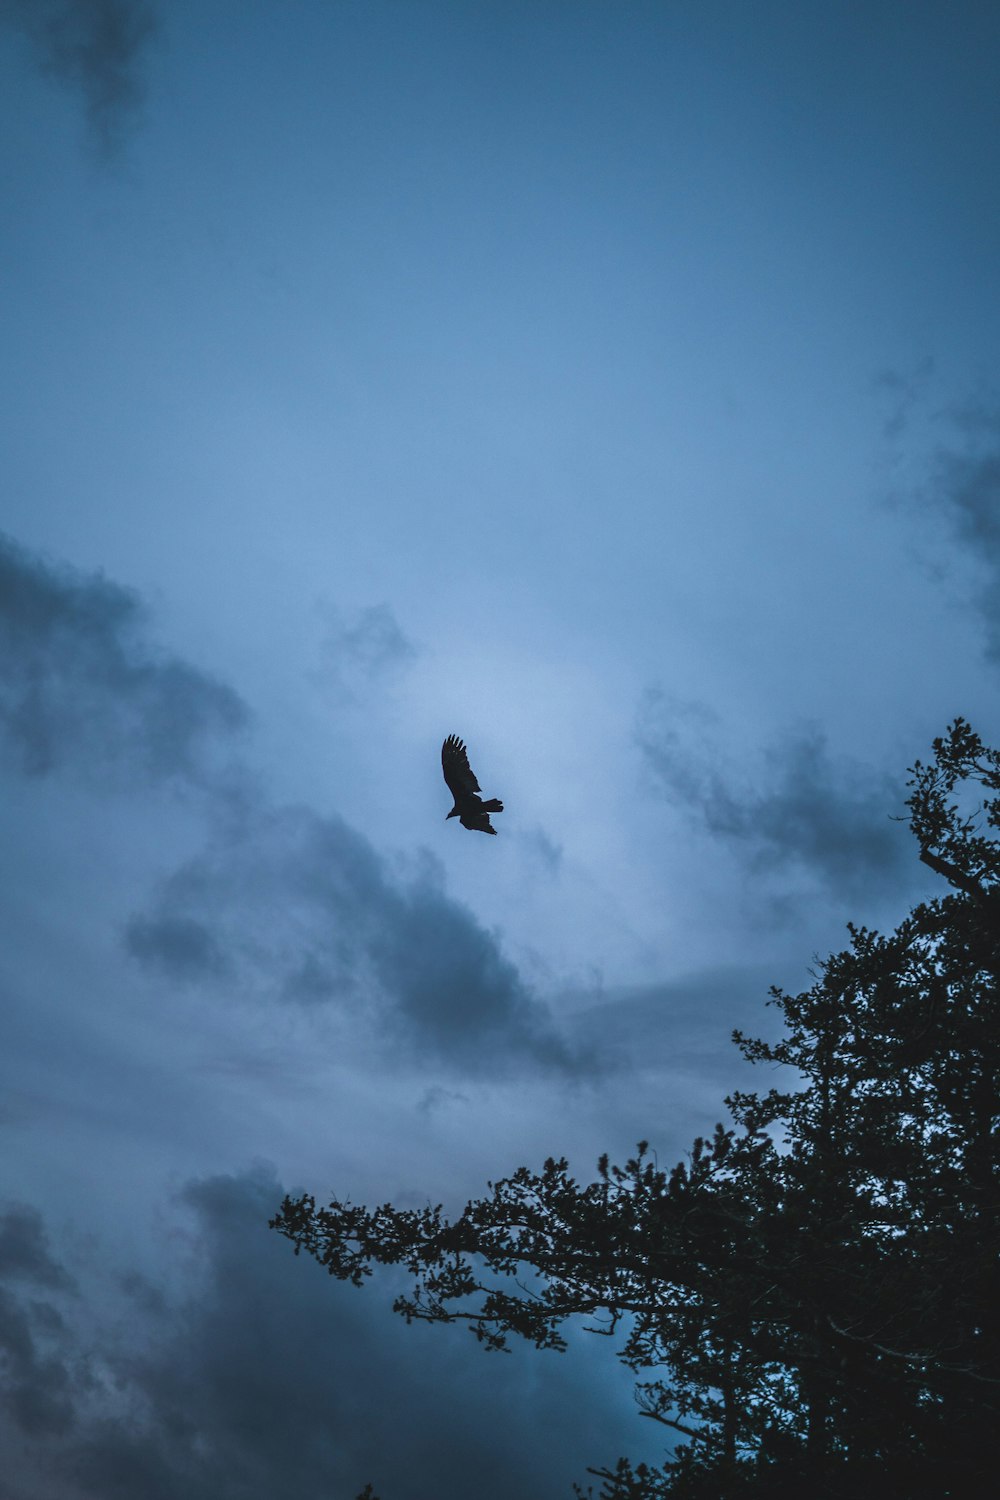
<box><xmin>1</xmin><ymin>2</ymin><xmax>999</xmax><ymax>1496</ymax></box>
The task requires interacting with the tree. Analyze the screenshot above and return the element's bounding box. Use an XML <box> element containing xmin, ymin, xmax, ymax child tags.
<box><xmin>271</xmin><ymin>720</ymin><xmax>1000</xmax><ymax>1497</ymax></box>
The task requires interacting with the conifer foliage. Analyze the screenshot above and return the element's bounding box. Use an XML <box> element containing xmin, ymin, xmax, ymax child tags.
<box><xmin>272</xmin><ymin>721</ymin><xmax>1000</xmax><ymax>1497</ymax></box>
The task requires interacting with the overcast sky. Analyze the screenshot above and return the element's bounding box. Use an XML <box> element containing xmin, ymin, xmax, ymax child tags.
<box><xmin>2</xmin><ymin>2</ymin><xmax>999</xmax><ymax>1496</ymax></box>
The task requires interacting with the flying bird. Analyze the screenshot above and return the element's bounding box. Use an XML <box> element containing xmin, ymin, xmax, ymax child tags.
<box><xmin>442</xmin><ymin>734</ymin><xmax>504</xmax><ymax>835</ymax></box>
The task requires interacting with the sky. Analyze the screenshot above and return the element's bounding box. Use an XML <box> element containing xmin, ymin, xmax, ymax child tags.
<box><xmin>1</xmin><ymin>1</ymin><xmax>999</xmax><ymax>1495</ymax></box>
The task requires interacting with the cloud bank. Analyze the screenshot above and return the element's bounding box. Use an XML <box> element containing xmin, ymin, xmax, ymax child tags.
<box><xmin>125</xmin><ymin>802</ymin><xmax>588</xmax><ymax>1076</ymax></box>
<box><xmin>0</xmin><ymin>1171</ymin><xmax>652</xmax><ymax>1500</ymax></box>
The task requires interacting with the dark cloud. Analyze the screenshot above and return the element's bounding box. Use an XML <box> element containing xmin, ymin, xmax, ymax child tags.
<box><xmin>116</xmin><ymin>1272</ymin><xmax>167</xmax><ymax>1319</ymax></box>
<box><xmin>416</xmin><ymin>1083</ymin><xmax>470</xmax><ymax>1115</ymax></box>
<box><xmin>123</xmin><ymin>914</ymin><xmax>230</xmax><ymax>984</ymax></box>
<box><xmin>126</xmin><ymin>803</ymin><xmax>591</xmax><ymax>1076</ymax></box>
<box><xmin>0</xmin><ymin>1205</ymin><xmax>76</xmax><ymax>1292</ymax></box>
<box><xmin>0</xmin><ymin>1288</ymin><xmax>77</xmax><ymax>1438</ymax></box>
<box><xmin>0</xmin><ymin>0</ymin><xmax>157</xmax><ymax>154</ymax></box>
<box><xmin>0</xmin><ymin>533</ymin><xmax>584</xmax><ymax>1076</ymax></box>
<box><xmin>924</xmin><ymin>404</ymin><xmax>1000</xmax><ymax>664</ymax></box>
<box><xmin>0</xmin><ymin>532</ymin><xmax>248</xmax><ymax>786</ymax></box>
<box><xmin>0</xmin><ymin>1170</ymin><xmax>659</xmax><ymax>1500</ymax></box>
<box><xmin>0</xmin><ymin>1207</ymin><xmax>79</xmax><ymax>1445</ymax></box>
<box><xmin>636</xmin><ymin>692</ymin><xmax>910</xmax><ymax>905</ymax></box>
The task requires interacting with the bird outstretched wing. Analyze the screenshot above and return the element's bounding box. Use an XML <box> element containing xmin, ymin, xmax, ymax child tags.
<box><xmin>442</xmin><ymin>734</ymin><xmax>482</xmax><ymax>798</ymax></box>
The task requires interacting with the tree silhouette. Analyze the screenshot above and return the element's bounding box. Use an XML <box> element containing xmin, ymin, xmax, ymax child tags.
<box><xmin>273</xmin><ymin>720</ymin><xmax>1000</xmax><ymax>1497</ymax></box>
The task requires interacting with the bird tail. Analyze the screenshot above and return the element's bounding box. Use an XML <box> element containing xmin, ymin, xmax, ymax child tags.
<box><xmin>482</xmin><ymin>799</ymin><xmax>503</xmax><ymax>813</ymax></box>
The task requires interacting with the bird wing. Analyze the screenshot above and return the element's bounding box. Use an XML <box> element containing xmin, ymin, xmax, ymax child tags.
<box><xmin>464</xmin><ymin>812</ymin><xmax>497</xmax><ymax>835</ymax></box>
<box><xmin>442</xmin><ymin>735</ymin><xmax>482</xmax><ymax>797</ymax></box>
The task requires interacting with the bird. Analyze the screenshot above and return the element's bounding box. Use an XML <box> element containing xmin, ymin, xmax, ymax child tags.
<box><xmin>442</xmin><ymin>734</ymin><xmax>504</xmax><ymax>835</ymax></box>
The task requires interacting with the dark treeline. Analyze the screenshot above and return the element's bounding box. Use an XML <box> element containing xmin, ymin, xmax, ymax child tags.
<box><xmin>272</xmin><ymin>720</ymin><xmax>1000</xmax><ymax>1498</ymax></box>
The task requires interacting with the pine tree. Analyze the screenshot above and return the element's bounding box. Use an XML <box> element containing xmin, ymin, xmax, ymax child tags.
<box><xmin>272</xmin><ymin>721</ymin><xmax>1000</xmax><ymax>1497</ymax></box>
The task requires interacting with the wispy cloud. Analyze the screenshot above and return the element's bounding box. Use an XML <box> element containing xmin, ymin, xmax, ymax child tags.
<box><xmin>880</xmin><ymin>388</ymin><xmax>1000</xmax><ymax>671</ymax></box>
<box><xmin>874</xmin><ymin>357</ymin><xmax>935</xmax><ymax>442</ymax></box>
<box><xmin>636</xmin><ymin>691</ymin><xmax>910</xmax><ymax>905</ymax></box>
<box><xmin>1</xmin><ymin>0</ymin><xmax>157</xmax><ymax>155</ymax></box>
<box><xmin>312</xmin><ymin>601</ymin><xmax>419</xmax><ymax>702</ymax></box>
<box><xmin>924</xmin><ymin>402</ymin><xmax>1000</xmax><ymax>664</ymax></box>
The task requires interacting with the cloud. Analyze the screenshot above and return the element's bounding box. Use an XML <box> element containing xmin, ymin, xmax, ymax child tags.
<box><xmin>125</xmin><ymin>802</ymin><xmax>591</xmax><ymax>1076</ymax></box>
<box><xmin>312</xmin><ymin>601</ymin><xmax>419</xmax><ymax>701</ymax></box>
<box><xmin>0</xmin><ymin>1205</ymin><xmax>76</xmax><ymax>1292</ymax></box>
<box><xmin>924</xmin><ymin>403</ymin><xmax>1000</xmax><ymax>664</ymax></box>
<box><xmin>123</xmin><ymin>914</ymin><xmax>230</xmax><ymax>984</ymax></box>
<box><xmin>572</xmin><ymin>966</ymin><xmax>779</xmax><ymax>1081</ymax></box>
<box><xmin>874</xmin><ymin>357</ymin><xmax>935</xmax><ymax>442</ymax></box>
<box><xmin>0</xmin><ymin>0</ymin><xmax>157</xmax><ymax>155</ymax></box>
<box><xmin>0</xmin><ymin>1288</ymin><xmax>77</xmax><ymax>1439</ymax></box>
<box><xmin>0</xmin><ymin>532</ymin><xmax>584</xmax><ymax>1078</ymax></box>
<box><xmin>0</xmin><ymin>532</ymin><xmax>248</xmax><ymax>786</ymax></box>
<box><xmin>519</xmin><ymin>824</ymin><xmax>563</xmax><ymax>874</ymax></box>
<box><xmin>0</xmin><ymin>1170</ymin><xmax>659</xmax><ymax>1500</ymax></box>
<box><xmin>0</xmin><ymin>1207</ymin><xmax>79</xmax><ymax>1446</ymax></box>
<box><xmin>636</xmin><ymin>692</ymin><xmax>910</xmax><ymax>904</ymax></box>
<box><xmin>881</xmin><ymin>390</ymin><xmax>1000</xmax><ymax>670</ymax></box>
